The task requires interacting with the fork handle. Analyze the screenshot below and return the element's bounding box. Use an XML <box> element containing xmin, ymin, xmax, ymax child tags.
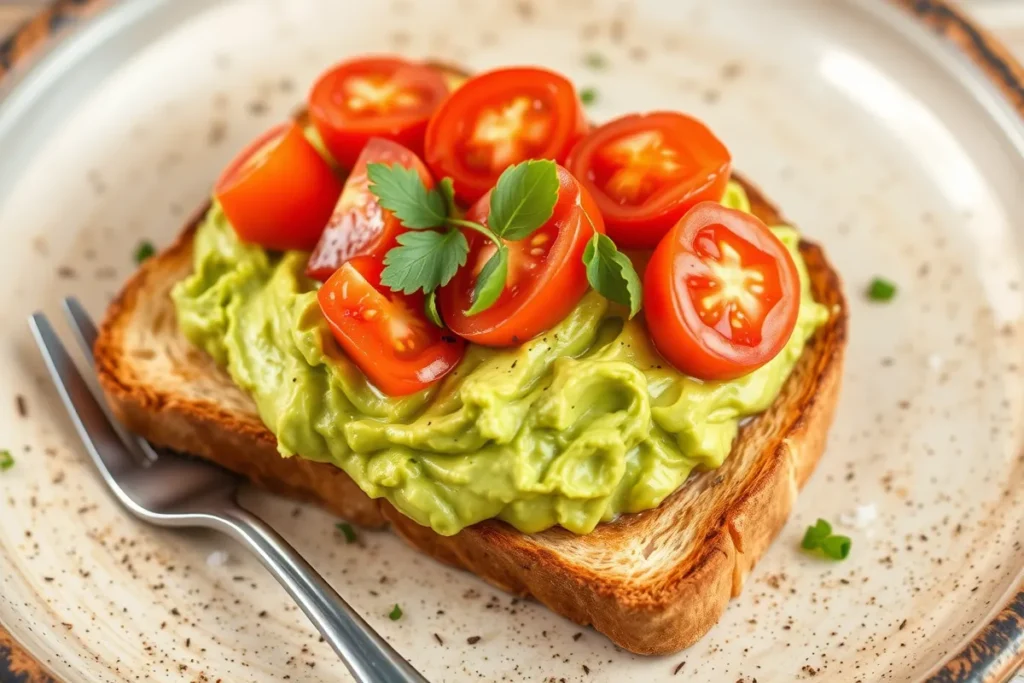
<box><xmin>213</xmin><ymin>505</ymin><xmax>430</xmax><ymax>683</ymax></box>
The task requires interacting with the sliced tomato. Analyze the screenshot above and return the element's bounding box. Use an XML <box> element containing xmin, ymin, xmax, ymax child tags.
<box><xmin>318</xmin><ymin>257</ymin><xmax>464</xmax><ymax>396</ymax></box>
<box><xmin>439</xmin><ymin>166</ymin><xmax>601</xmax><ymax>346</ymax></box>
<box><xmin>567</xmin><ymin>112</ymin><xmax>731</xmax><ymax>249</ymax></box>
<box><xmin>306</xmin><ymin>138</ymin><xmax>433</xmax><ymax>282</ymax></box>
<box><xmin>644</xmin><ymin>202</ymin><xmax>800</xmax><ymax>381</ymax></box>
<box><xmin>424</xmin><ymin>67</ymin><xmax>588</xmax><ymax>204</ymax></box>
<box><xmin>214</xmin><ymin>122</ymin><xmax>342</xmax><ymax>251</ymax></box>
<box><xmin>308</xmin><ymin>56</ymin><xmax>449</xmax><ymax>169</ymax></box>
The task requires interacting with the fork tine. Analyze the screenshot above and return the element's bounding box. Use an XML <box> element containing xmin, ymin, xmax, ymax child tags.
<box><xmin>29</xmin><ymin>313</ymin><xmax>146</xmax><ymax>513</ymax></box>
<box><xmin>60</xmin><ymin>297</ymin><xmax>160</xmax><ymax>464</ymax></box>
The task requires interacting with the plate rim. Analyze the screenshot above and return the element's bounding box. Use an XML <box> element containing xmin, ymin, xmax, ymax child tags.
<box><xmin>0</xmin><ymin>0</ymin><xmax>1022</xmax><ymax>681</ymax></box>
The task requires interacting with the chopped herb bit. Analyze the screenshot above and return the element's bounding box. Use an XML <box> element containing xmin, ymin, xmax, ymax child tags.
<box><xmin>335</xmin><ymin>522</ymin><xmax>357</xmax><ymax>543</ymax></box>
<box><xmin>801</xmin><ymin>518</ymin><xmax>852</xmax><ymax>560</ymax></box>
<box><xmin>0</xmin><ymin>449</ymin><xmax>12</xmax><ymax>471</ymax></box>
<box><xmin>584</xmin><ymin>52</ymin><xmax>607</xmax><ymax>69</ymax></box>
<box><xmin>579</xmin><ymin>87</ymin><xmax>599</xmax><ymax>106</ymax></box>
<box><xmin>134</xmin><ymin>241</ymin><xmax>156</xmax><ymax>264</ymax></box>
<box><xmin>388</xmin><ymin>604</ymin><xmax>403</xmax><ymax>621</ymax></box>
<box><xmin>867</xmin><ymin>277</ymin><xmax>897</xmax><ymax>302</ymax></box>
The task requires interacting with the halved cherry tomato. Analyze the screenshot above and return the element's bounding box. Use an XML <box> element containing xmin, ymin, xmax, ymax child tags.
<box><xmin>424</xmin><ymin>67</ymin><xmax>588</xmax><ymax>204</ymax></box>
<box><xmin>318</xmin><ymin>257</ymin><xmax>464</xmax><ymax>396</ymax></box>
<box><xmin>309</xmin><ymin>56</ymin><xmax>449</xmax><ymax>169</ymax></box>
<box><xmin>644</xmin><ymin>202</ymin><xmax>800</xmax><ymax>381</ymax></box>
<box><xmin>306</xmin><ymin>138</ymin><xmax>433</xmax><ymax>282</ymax></box>
<box><xmin>215</xmin><ymin>122</ymin><xmax>342</xmax><ymax>251</ymax></box>
<box><xmin>567</xmin><ymin>112</ymin><xmax>731</xmax><ymax>249</ymax></box>
<box><xmin>439</xmin><ymin>166</ymin><xmax>602</xmax><ymax>346</ymax></box>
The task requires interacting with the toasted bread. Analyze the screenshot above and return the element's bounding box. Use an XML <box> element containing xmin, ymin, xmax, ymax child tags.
<box><xmin>94</xmin><ymin>68</ymin><xmax>847</xmax><ymax>655</ymax></box>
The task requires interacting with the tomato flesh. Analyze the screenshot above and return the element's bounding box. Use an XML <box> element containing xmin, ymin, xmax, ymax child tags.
<box><xmin>567</xmin><ymin>112</ymin><xmax>731</xmax><ymax>249</ymax></box>
<box><xmin>306</xmin><ymin>138</ymin><xmax>433</xmax><ymax>282</ymax></box>
<box><xmin>643</xmin><ymin>202</ymin><xmax>799</xmax><ymax>381</ymax></box>
<box><xmin>425</xmin><ymin>67</ymin><xmax>588</xmax><ymax>204</ymax></box>
<box><xmin>318</xmin><ymin>257</ymin><xmax>464</xmax><ymax>396</ymax></box>
<box><xmin>439</xmin><ymin>166</ymin><xmax>602</xmax><ymax>346</ymax></box>
<box><xmin>214</xmin><ymin>122</ymin><xmax>342</xmax><ymax>251</ymax></box>
<box><xmin>309</xmin><ymin>56</ymin><xmax>448</xmax><ymax>168</ymax></box>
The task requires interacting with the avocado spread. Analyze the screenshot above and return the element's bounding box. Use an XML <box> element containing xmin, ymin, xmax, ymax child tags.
<box><xmin>172</xmin><ymin>181</ymin><xmax>828</xmax><ymax>536</ymax></box>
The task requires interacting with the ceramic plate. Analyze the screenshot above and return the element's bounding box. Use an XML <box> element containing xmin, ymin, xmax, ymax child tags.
<box><xmin>1</xmin><ymin>1</ymin><xmax>1023</xmax><ymax>681</ymax></box>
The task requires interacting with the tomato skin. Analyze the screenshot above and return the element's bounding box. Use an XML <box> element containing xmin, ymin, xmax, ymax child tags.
<box><xmin>567</xmin><ymin>112</ymin><xmax>731</xmax><ymax>249</ymax></box>
<box><xmin>306</xmin><ymin>138</ymin><xmax>433</xmax><ymax>282</ymax></box>
<box><xmin>424</xmin><ymin>67</ymin><xmax>588</xmax><ymax>204</ymax></box>
<box><xmin>308</xmin><ymin>56</ymin><xmax>449</xmax><ymax>169</ymax></box>
<box><xmin>214</xmin><ymin>122</ymin><xmax>342</xmax><ymax>251</ymax></box>
<box><xmin>643</xmin><ymin>202</ymin><xmax>800</xmax><ymax>381</ymax></box>
<box><xmin>318</xmin><ymin>257</ymin><xmax>464</xmax><ymax>396</ymax></box>
<box><xmin>439</xmin><ymin>166</ymin><xmax>602</xmax><ymax>346</ymax></box>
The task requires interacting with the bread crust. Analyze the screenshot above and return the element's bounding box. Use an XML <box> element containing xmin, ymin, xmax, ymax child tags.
<box><xmin>95</xmin><ymin>173</ymin><xmax>846</xmax><ymax>655</ymax></box>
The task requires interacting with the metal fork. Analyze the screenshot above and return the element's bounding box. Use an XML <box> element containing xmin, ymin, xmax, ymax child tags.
<box><xmin>29</xmin><ymin>298</ymin><xmax>430</xmax><ymax>683</ymax></box>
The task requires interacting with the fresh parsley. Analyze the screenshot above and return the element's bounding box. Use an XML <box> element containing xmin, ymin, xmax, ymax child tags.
<box><xmin>134</xmin><ymin>240</ymin><xmax>155</xmax><ymax>264</ymax></box>
<box><xmin>801</xmin><ymin>518</ymin><xmax>851</xmax><ymax>560</ymax></box>
<box><xmin>579</xmin><ymin>87</ymin><xmax>599</xmax><ymax>106</ymax></box>
<box><xmin>0</xmin><ymin>449</ymin><xmax>12</xmax><ymax>471</ymax></box>
<box><xmin>424</xmin><ymin>290</ymin><xmax>444</xmax><ymax>328</ymax></box>
<box><xmin>583</xmin><ymin>233</ymin><xmax>643</xmax><ymax>318</ymax></box>
<box><xmin>867</xmin><ymin>277</ymin><xmax>897</xmax><ymax>302</ymax></box>
<box><xmin>368</xmin><ymin>159</ymin><xmax>642</xmax><ymax>317</ymax></box>
<box><xmin>335</xmin><ymin>522</ymin><xmax>357</xmax><ymax>544</ymax></box>
<box><xmin>388</xmin><ymin>604</ymin><xmax>403</xmax><ymax>621</ymax></box>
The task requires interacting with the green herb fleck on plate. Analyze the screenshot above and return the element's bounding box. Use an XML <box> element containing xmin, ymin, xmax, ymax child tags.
<box><xmin>801</xmin><ymin>518</ymin><xmax>851</xmax><ymax>560</ymax></box>
<box><xmin>335</xmin><ymin>522</ymin><xmax>357</xmax><ymax>544</ymax></box>
<box><xmin>866</xmin><ymin>277</ymin><xmax>896</xmax><ymax>302</ymax></box>
<box><xmin>584</xmin><ymin>52</ymin><xmax>607</xmax><ymax>69</ymax></box>
<box><xmin>134</xmin><ymin>240</ymin><xmax>156</xmax><ymax>264</ymax></box>
<box><xmin>579</xmin><ymin>87</ymin><xmax>598</xmax><ymax>106</ymax></box>
<box><xmin>0</xmin><ymin>449</ymin><xmax>13</xmax><ymax>471</ymax></box>
<box><xmin>389</xmin><ymin>604</ymin><xmax>403</xmax><ymax>621</ymax></box>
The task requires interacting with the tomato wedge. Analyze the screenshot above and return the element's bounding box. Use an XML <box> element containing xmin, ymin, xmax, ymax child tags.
<box><xmin>439</xmin><ymin>166</ymin><xmax>602</xmax><ymax>346</ymax></box>
<box><xmin>214</xmin><ymin>122</ymin><xmax>342</xmax><ymax>251</ymax></box>
<box><xmin>567</xmin><ymin>112</ymin><xmax>731</xmax><ymax>249</ymax></box>
<box><xmin>308</xmin><ymin>56</ymin><xmax>449</xmax><ymax>169</ymax></box>
<box><xmin>644</xmin><ymin>202</ymin><xmax>800</xmax><ymax>381</ymax></box>
<box><xmin>318</xmin><ymin>257</ymin><xmax>464</xmax><ymax>396</ymax></box>
<box><xmin>424</xmin><ymin>67</ymin><xmax>588</xmax><ymax>204</ymax></box>
<box><xmin>306</xmin><ymin>138</ymin><xmax>433</xmax><ymax>282</ymax></box>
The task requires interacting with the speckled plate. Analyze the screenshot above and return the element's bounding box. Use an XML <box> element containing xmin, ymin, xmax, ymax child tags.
<box><xmin>1</xmin><ymin>1</ymin><xmax>1023</xmax><ymax>681</ymax></box>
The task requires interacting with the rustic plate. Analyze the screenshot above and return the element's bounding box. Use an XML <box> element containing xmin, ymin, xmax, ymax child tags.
<box><xmin>1</xmin><ymin>1</ymin><xmax>1023</xmax><ymax>681</ymax></box>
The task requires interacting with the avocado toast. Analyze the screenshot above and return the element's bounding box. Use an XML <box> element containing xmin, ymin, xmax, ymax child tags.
<box><xmin>93</xmin><ymin>63</ymin><xmax>847</xmax><ymax>655</ymax></box>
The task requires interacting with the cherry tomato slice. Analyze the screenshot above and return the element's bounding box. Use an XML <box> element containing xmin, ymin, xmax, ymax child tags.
<box><xmin>214</xmin><ymin>122</ymin><xmax>342</xmax><ymax>251</ymax></box>
<box><xmin>318</xmin><ymin>257</ymin><xmax>464</xmax><ymax>396</ymax></box>
<box><xmin>643</xmin><ymin>202</ymin><xmax>800</xmax><ymax>381</ymax></box>
<box><xmin>567</xmin><ymin>112</ymin><xmax>731</xmax><ymax>249</ymax></box>
<box><xmin>306</xmin><ymin>138</ymin><xmax>433</xmax><ymax>282</ymax></box>
<box><xmin>424</xmin><ymin>67</ymin><xmax>588</xmax><ymax>204</ymax></box>
<box><xmin>308</xmin><ymin>56</ymin><xmax>449</xmax><ymax>169</ymax></box>
<box><xmin>439</xmin><ymin>166</ymin><xmax>602</xmax><ymax>346</ymax></box>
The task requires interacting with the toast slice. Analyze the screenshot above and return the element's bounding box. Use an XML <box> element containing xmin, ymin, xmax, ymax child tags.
<box><xmin>94</xmin><ymin>73</ymin><xmax>847</xmax><ymax>653</ymax></box>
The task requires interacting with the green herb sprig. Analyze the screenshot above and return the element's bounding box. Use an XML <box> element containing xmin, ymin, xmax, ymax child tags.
<box><xmin>0</xmin><ymin>449</ymin><xmax>13</xmax><ymax>471</ymax></box>
<box><xmin>335</xmin><ymin>522</ymin><xmax>357</xmax><ymax>544</ymax></box>
<box><xmin>866</xmin><ymin>277</ymin><xmax>897</xmax><ymax>302</ymax></box>
<box><xmin>801</xmin><ymin>518</ymin><xmax>851</xmax><ymax>560</ymax></box>
<box><xmin>388</xmin><ymin>604</ymin><xmax>403</xmax><ymax>620</ymax></box>
<box><xmin>367</xmin><ymin>160</ymin><xmax>642</xmax><ymax>317</ymax></box>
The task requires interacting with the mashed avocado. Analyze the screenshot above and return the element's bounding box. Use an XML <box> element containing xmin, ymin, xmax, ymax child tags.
<box><xmin>172</xmin><ymin>181</ymin><xmax>828</xmax><ymax>536</ymax></box>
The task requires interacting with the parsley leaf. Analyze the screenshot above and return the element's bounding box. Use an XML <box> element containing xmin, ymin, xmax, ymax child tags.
<box><xmin>0</xmin><ymin>449</ymin><xmax>13</xmax><ymax>471</ymax></box>
<box><xmin>867</xmin><ymin>277</ymin><xmax>897</xmax><ymax>302</ymax></box>
<box><xmin>424</xmin><ymin>290</ymin><xmax>444</xmax><ymax>327</ymax></box>
<box><xmin>579</xmin><ymin>87</ymin><xmax>598</xmax><ymax>106</ymax></box>
<box><xmin>367</xmin><ymin>163</ymin><xmax>447</xmax><ymax>229</ymax></box>
<box><xmin>389</xmin><ymin>604</ymin><xmax>403</xmax><ymax>620</ymax></box>
<box><xmin>583</xmin><ymin>233</ymin><xmax>643</xmax><ymax>317</ymax></box>
<box><xmin>381</xmin><ymin>229</ymin><xmax>468</xmax><ymax>295</ymax></box>
<box><xmin>134</xmin><ymin>241</ymin><xmax>155</xmax><ymax>264</ymax></box>
<box><xmin>467</xmin><ymin>247</ymin><xmax>508</xmax><ymax>316</ymax></box>
<box><xmin>437</xmin><ymin>177</ymin><xmax>456</xmax><ymax>216</ymax></box>
<box><xmin>801</xmin><ymin>518</ymin><xmax>851</xmax><ymax>560</ymax></box>
<box><xmin>335</xmin><ymin>522</ymin><xmax>357</xmax><ymax>544</ymax></box>
<box><xmin>488</xmin><ymin>160</ymin><xmax>559</xmax><ymax>241</ymax></box>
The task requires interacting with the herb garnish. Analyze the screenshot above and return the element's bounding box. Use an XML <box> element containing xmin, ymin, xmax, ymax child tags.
<box><xmin>388</xmin><ymin>604</ymin><xmax>403</xmax><ymax>620</ymax></box>
<box><xmin>866</xmin><ymin>277</ymin><xmax>897</xmax><ymax>302</ymax></box>
<box><xmin>0</xmin><ymin>449</ymin><xmax>13</xmax><ymax>471</ymax></box>
<box><xmin>579</xmin><ymin>87</ymin><xmax>599</xmax><ymax>106</ymax></box>
<box><xmin>801</xmin><ymin>518</ymin><xmax>851</xmax><ymax>560</ymax></box>
<box><xmin>368</xmin><ymin>160</ymin><xmax>642</xmax><ymax>316</ymax></box>
<box><xmin>335</xmin><ymin>522</ymin><xmax>357</xmax><ymax>544</ymax></box>
<box><xmin>134</xmin><ymin>240</ymin><xmax>156</xmax><ymax>264</ymax></box>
